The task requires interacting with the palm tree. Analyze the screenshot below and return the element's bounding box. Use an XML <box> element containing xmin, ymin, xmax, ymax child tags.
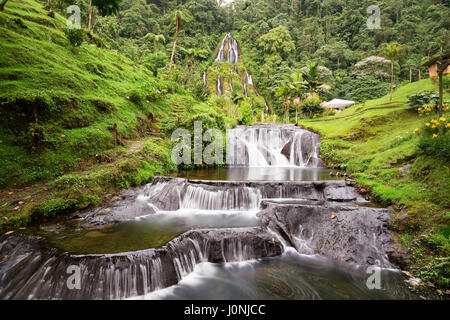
<box><xmin>231</xmin><ymin>91</ymin><xmax>244</xmax><ymax>117</ymax></box>
<box><xmin>301</xmin><ymin>62</ymin><xmax>330</xmax><ymax>96</ymax></box>
<box><xmin>276</xmin><ymin>80</ymin><xmax>293</xmax><ymax>123</ymax></box>
<box><xmin>378</xmin><ymin>43</ymin><xmax>404</xmax><ymax>101</ymax></box>
<box><xmin>144</xmin><ymin>33</ymin><xmax>166</xmax><ymax>52</ymax></box>
<box><xmin>167</xmin><ymin>9</ymin><xmax>193</xmax><ymax>78</ymax></box>
<box><xmin>153</xmin><ymin>34</ymin><xmax>166</xmax><ymax>52</ymax></box>
<box><xmin>423</xmin><ymin>41</ymin><xmax>450</xmax><ymax>121</ymax></box>
<box><xmin>182</xmin><ymin>48</ymin><xmax>207</xmax><ymax>73</ymax></box>
<box><xmin>276</xmin><ymin>71</ymin><xmax>310</xmax><ymax>123</ymax></box>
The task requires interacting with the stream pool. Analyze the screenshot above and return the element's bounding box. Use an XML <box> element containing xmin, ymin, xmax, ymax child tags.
<box><xmin>17</xmin><ymin>167</ymin><xmax>440</xmax><ymax>300</ymax></box>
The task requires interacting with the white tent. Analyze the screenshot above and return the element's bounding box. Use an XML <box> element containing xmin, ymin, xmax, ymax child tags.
<box><xmin>322</xmin><ymin>99</ymin><xmax>355</xmax><ymax>111</ymax></box>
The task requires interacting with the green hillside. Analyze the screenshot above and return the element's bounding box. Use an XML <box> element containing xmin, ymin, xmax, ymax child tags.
<box><xmin>301</xmin><ymin>78</ymin><xmax>450</xmax><ymax>287</ymax></box>
<box><xmin>0</xmin><ymin>0</ymin><xmax>229</xmax><ymax>231</ymax></box>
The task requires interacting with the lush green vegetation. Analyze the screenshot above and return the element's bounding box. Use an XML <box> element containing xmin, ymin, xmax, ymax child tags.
<box><xmin>301</xmin><ymin>78</ymin><xmax>449</xmax><ymax>288</ymax></box>
<box><xmin>0</xmin><ymin>0</ymin><xmax>448</xmax><ymax>291</ymax></box>
<box><xmin>0</xmin><ymin>0</ymin><xmax>229</xmax><ymax>231</ymax></box>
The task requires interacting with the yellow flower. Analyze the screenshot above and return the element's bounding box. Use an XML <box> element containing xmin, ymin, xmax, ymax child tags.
<box><xmin>425</xmin><ymin>123</ymin><xmax>430</xmax><ymax>126</ymax></box>
<box><xmin>447</xmin><ymin>123</ymin><xmax>450</xmax><ymax>128</ymax></box>
<box><xmin>432</xmin><ymin>134</ymin><xmax>438</xmax><ymax>138</ymax></box>
<box><xmin>432</xmin><ymin>125</ymin><xmax>436</xmax><ymax>129</ymax></box>
<box><xmin>439</xmin><ymin>117</ymin><xmax>446</xmax><ymax>122</ymax></box>
<box><xmin>415</xmin><ymin>127</ymin><xmax>419</xmax><ymax>132</ymax></box>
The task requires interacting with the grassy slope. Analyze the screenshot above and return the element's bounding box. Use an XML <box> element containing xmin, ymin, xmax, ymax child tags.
<box><xmin>300</xmin><ymin>79</ymin><xmax>450</xmax><ymax>288</ymax></box>
<box><xmin>0</xmin><ymin>0</ymin><xmax>180</xmax><ymax>230</ymax></box>
<box><xmin>0</xmin><ymin>0</ymin><xmax>174</xmax><ymax>187</ymax></box>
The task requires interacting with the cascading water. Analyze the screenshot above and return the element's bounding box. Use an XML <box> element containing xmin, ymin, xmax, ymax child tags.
<box><xmin>216</xmin><ymin>76</ymin><xmax>222</xmax><ymax>96</ymax></box>
<box><xmin>211</xmin><ymin>33</ymin><xmax>260</xmax><ymax>98</ymax></box>
<box><xmin>0</xmin><ymin>122</ymin><xmax>421</xmax><ymax>300</ymax></box>
<box><xmin>214</xmin><ymin>33</ymin><xmax>240</xmax><ymax>64</ymax></box>
<box><xmin>202</xmin><ymin>71</ymin><xmax>207</xmax><ymax>86</ymax></box>
<box><xmin>226</xmin><ymin>124</ymin><xmax>322</xmax><ymax>167</ymax></box>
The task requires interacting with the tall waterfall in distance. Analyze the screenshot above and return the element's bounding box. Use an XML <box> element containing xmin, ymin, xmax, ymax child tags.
<box><xmin>227</xmin><ymin>124</ymin><xmax>322</xmax><ymax>168</ymax></box>
<box><xmin>210</xmin><ymin>33</ymin><xmax>260</xmax><ymax>99</ymax></box>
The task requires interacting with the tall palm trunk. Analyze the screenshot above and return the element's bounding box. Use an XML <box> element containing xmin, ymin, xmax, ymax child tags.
<box><xmin>390</xmin><ymin>61</ymin><xmax>394</xmax><ymax>101</ymax></box>
<box><xmin>438</xmin><ymin>71</ymin><xmax>443</xmax><ymax>118</ymax></box>
<box><xmin>167</xmin><ymin>27</ymin><xmax>179</xmax><ymax>78</ymax></box>
<box><xmin>88</xmin><ymin>0</ymin><xmax>93</xmax><ymax>30</ymax></box>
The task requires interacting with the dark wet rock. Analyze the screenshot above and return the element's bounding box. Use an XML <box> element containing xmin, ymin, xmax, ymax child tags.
<box><xmin>0</xmin><ymin>228</ymin><xmax>282</xmax><ymax>300</ymax></box>
<box><xmin>79</xmin><ymin>178</ymin><xmax>373</xmax><ymax>227</ymax></box>
<box><xmin>280</xmin><ymin>137</ymin><xmax>293</xmax><ymax>160</ymax></box>
<box><xmin>387</xmin><ymin>233</ymin><xmax>411</xmax><ymax>269</ymax></box>
<box><xmin>258</xmin><ymin>203</ymin><xmax>393</xmax><ymax>268</ymax></box>
<box><xmin>392</xmin><ymin>209</ymin><xmax>411</xmax><ymax>232</ymax></box>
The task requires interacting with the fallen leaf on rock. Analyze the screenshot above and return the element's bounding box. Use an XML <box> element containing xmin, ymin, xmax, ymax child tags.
<box><xmin>104</xmin><ymin>208</ymin><xmax>111</xmax><ymax>212</ymax></box>
<box><xmin>436</xmin><ymin>289</ymin><xmax>442</xmax><ymax>295</ymax></box>
<box><xmin>13</xmin><ymin>206</ymin><xmax>20</xmax><ymax>211</ymax></box>
<box><xmin>331</xmin><ymin>213</ymin><xmax>336</xmax><ymax>219</ymax></box>
<box><xmin>4</xmin><ymin>231</ymin><xmax>14</xmax><ymax>235</ymax></box>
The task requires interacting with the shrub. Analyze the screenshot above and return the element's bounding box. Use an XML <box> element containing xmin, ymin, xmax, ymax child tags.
<box><xmin>300</xmin><ymin>96</ymin><xmax>323</xmax><ymax>118</ymax></box>
<box><xmin>192</xmin><ymin>81</ymin><xmax>210</xmax><ymax>102</ymax></box>
<box><xmin>336</xmin><ymin>75</ymin><xmax>389</xmax><ymax>103</ymax></box>
<box><xmin>239</xmin><ymin>103</ymin><xmax>254</xmax><ymax>125</ymax></box>
<box><xmin>406</xmin><ymin>90</ymin><xmax>439</xmax><ymax>111</ymax></box>
<box><xmin>126</xmin><ymin>79</ymin><xmax>177</xmax><ymax>105</ymax></box>
<box><xmin>418</xmin><ymin>133</ymin><xmax>450</xmax><ymax>163</ymax></box>
<box><xmin>62</xmin><ymin>27</ymin><xmax>86</xmax><ymax>47</ymax></box>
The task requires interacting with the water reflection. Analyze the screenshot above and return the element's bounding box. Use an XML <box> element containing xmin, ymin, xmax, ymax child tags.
<box><xmin>43</xmin><ymin>209</ymin><xmax>259</xmax><ymax>255</ymax></box>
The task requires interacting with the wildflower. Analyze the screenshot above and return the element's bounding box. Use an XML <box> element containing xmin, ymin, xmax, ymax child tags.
<box><xmin>446</xmin><ymin>123</ymin><xmax>450</xmax><ymax>128</ymax></box>
<box><xmin>414</xmin><ymin>128</ymin><xmax>419</xmax><ymax>132</ymax></box>
<box><xmin>439</xmin><ymin>117</ymin><xmax>446</xmax><ymax>122</ymax></box>
<box><xmin>432</xmin><ymin>134</ymin><xmax>438</xmax><ymax>138</ymax></box>
<box><xmin>432</xmin><ymin>125</ymin><xmax>436</xmax><ymax>129</ymax></box>
<box><xmin>126</xmin><ymin>96</ymin><xmax>130</xmax><ymax>100</ymax></box>
<box><xmin>425</xmin><ymin>123</ymin><xmax>430</xmax><ymax>126</ymax></box>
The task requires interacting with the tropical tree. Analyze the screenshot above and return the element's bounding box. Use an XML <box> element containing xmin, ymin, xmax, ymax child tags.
<box><xmin>181</xmin><ymin>48</ymin><xmax>208</xmax><ymax>73</ymax></box>
<box><xmin>88</xmin><ymin>0</ymin><xmax>120</xmax><ymax>31</ymax></box>
<box><xmin>276</xmin><ymin>71</ymin><xmax>308</xmax><ymax>123</ymax></box>
<box><xmin>301</xmin><ymin>62</ymin><xmax>331</xmax><ymax>96</ymax></box>
<box><xmin>231</xmin><ymin>91</ymin><xmax>245</xmax><ymax>117</ymax></box>
<box><xmin>167</xmin><ymin>9</ymin><xmax>193</xmax><ymax>78</ymax></box>
<box><xmin>143</xmin><ymin>33</ymin><xmax>166</xmax><ymax>52</ymax></box>
<box><xmin>378</xmin><ymin>43</ymin><xmax>405</xmax><ymax>101</ymax></box>
<box><xmin>423</xmin><ymin>43</ymin><xmax>450</xmax><ymax>120</ymax></box>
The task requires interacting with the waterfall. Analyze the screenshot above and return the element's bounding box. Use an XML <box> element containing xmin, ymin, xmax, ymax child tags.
<box><xmin>228</xmin><ymin>77</ymin><xmax>233</xmax><ymax>92</ymax></box>
<box><xmin>214</xmin><ymin>33</ymin><xmax>240</xmax><ymax>64</ymax></box>
<box><xmin>227</xmin><ymin>124</ymin><xmax>322</xmax><ymax>167</ymax></box>
<box><xmin>216</xmin><ymin>76</ymin><xmax>222</xmax><ymax>96</ymax></box>
<box><xmin>264</xmin><ymin>100</ymin><xmax>270</xmax><ymax>115</ymax></box>
<box><xmin>246</xmin><ymin>73</ymin><xmax>253</xmax><ymax>86</ymax></box>
<box><xmin>203</xmin><ymin>71</ymin><xmax>207</xmax><ymax>86</ymax></box>
<box><xmin>181</xmin><ymin>185</ymin><xmax>262</xmax><ymax>211</ymax></box>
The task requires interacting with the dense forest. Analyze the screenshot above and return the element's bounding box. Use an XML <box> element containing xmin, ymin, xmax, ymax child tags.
<box><xmin>47</xmin><ymin>0</ymin><xmax>450</xmax><ymax>108</ymax></box>
<box><xmin>0</xmin><ymin>0</ymin><xmax>449</xmax><ymax>295</ymax></box>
